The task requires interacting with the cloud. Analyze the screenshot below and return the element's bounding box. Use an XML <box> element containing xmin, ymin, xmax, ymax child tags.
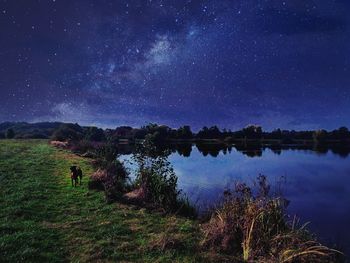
<box><xmin>146</xmin><ymin>35</ymin><xmax>173</xmax><ymax>65</ymax></box>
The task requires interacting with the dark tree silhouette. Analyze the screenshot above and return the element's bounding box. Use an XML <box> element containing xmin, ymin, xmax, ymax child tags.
<box><xmin>6</xmin><ymin>128</ymin><xmax>15</xmax><ymax>139</ymax></box>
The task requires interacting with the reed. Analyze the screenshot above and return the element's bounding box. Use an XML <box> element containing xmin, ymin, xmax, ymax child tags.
<box><xmin>201</xmin><ymin>175</ymin><xmax>342</xmax><ymax>262</ymax></box>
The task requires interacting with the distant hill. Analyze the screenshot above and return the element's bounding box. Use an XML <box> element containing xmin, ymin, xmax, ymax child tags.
<box><xmin>0</xmin><ymin>122</ymin><xmax>68</xmax><ymax>139</ymax></box>
<box><xmin>0</xmin><ymin>122</ymin><xmax>108</xmax><ymax>141</ymax></box>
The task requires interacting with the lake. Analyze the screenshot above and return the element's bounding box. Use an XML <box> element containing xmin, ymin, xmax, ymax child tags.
<box><xmin>120</xmin><ymin>143</ymin><xmax>350</xmax><ymax>254</ymax></box>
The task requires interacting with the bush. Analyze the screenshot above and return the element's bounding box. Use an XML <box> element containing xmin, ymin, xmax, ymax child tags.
<box><xmin>94</xmin><ymin>144</ymin><xmax>119</xmax><ymax>168</ymax></box>
<box><xmin>88</xmin><ymin>169</ymin><xmax>107</xmax><ymax>191</ymax></box>
<box><xmin>104</xmin><ymin>160</ymin><xmax>129</xmax><ymax>202</ymax></box>
<box><xmin>201</xmin><ymin>175</ymin><xmax>341</xmax><ymax>262</ymax></box>
<box><xmin>89</xmin><ymin>144</ymin><xmax>129</xmax><ymax>203</ymax></box>
<box><xmin>69</xmin><ymin>140</ymin><xmax>104</xmax><ymax>155</ymax></box>
<box><xmin>132</xmin><ymin>139</ymin><xmax>178</xmax><ymax>210</ymax></box>
<box><xmin>132</xmin><ymin>139</ymin><xmax>195</xmax><ymax>215</ymax></box>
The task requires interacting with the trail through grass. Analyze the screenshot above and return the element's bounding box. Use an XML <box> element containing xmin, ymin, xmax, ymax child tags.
<box><xmin>0</xmin><ymin>140</ymin><xmax>202</xmax><ymax>262</ymax></box>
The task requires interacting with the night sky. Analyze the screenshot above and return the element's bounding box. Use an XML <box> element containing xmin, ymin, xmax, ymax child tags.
<box><xmin>1</xmin><ymin>0</ymin><xmax>349</xmax><ymax>130</ymax></box>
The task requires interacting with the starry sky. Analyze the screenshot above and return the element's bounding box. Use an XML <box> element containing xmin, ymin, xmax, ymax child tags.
<box><xmin>1</xmin><ymin>0</ymin><xmax>349</xmax><ymax>130</ymax></box>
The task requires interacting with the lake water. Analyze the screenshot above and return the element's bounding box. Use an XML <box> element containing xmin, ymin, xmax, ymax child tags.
<box><xmin>120</xmin><ymin>144</ymin><xmax>350</xmax><ymax>254</ymax></box>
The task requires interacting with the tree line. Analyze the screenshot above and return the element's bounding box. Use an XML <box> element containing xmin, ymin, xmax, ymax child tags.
<box><xmin>1</xmin><ymin>122</ymin><xmax>350</xmax><ymax>145</ymax></box>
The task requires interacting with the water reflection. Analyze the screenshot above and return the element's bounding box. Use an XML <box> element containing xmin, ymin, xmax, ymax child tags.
<box><xmin>117</xmin><ymin>142</ymin><xmax>350</xmax><ymax>158</ymax></box>
<box><xmin>119</xmin><ymin>143</ymin><xmax>350</xmax><ymax>254</ymax></box>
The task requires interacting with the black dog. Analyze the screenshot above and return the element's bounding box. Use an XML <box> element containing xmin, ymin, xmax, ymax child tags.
<box><xmin>70</xmin><ymin>166</ymin><xmax>79</xmax><ymax>187</ymax></box>
<box><xmin>70</xmin><ymin>166</ymin><xmax>83</xmax><ymax>187</ymax></box>
<box><xmin>77</xmin><ymin>166</ymin><xmax>83</xmax><ymax>185</ymax></box>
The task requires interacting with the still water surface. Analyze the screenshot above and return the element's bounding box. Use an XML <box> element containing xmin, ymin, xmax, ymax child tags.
<box><xmin>121</xmin><ymin>145</ymin><xmax>350</xmax><ymax>253</ymax></box>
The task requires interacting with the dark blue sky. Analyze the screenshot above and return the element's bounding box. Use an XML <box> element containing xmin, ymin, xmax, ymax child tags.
<box><xmin>1</xmin><ymin>0</ymin><xmax>349</xmax><ymax>130</ymax></box>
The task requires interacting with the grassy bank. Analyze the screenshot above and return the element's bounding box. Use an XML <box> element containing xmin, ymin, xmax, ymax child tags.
<box><xmin>0</xmin><ymin>140</ymin><xmax>202</xmax><ymax>262</ymax></box>
<box><xmin>0</xmin><ymin>140</ymin><xmax>342</xmax><ymax>262</ymax></box>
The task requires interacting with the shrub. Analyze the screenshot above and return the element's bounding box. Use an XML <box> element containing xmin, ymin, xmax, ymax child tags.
<box><xmin>201</xmin><ymin>175</ymin><xmax>341</xmax><ymax>262</ymax></box>
<box><xmin>69</xmin><ymin>140</ymin><xmax>92</xmax><ymax>154</ymax></box>
<box><xmin>50</xmin><ymin>141</ymin><xmax>69</xmax><ymax>148</ymax></box>
<box><xmin>89</xmin><ymin>144</ymin><xmax>129</xmax><ymax>203</ymax></box>
<box><xmin>131</xmin><ymin>139</ymin><xmax>195</xmax><ymax>215</ymax></box>
<box><xmin>132</xmin><ymin>139</ymin><xmax>178</xmax><ymax>210</ymax></box>
<box><xmin>89</xmin><ymin>168</ymin><xmax>107</xmax><ymax>191</ymax></box>
<box><xmin>103</xmin><ymin>161</ymin><xmax>129</xmax><ymax>203</ymax></box>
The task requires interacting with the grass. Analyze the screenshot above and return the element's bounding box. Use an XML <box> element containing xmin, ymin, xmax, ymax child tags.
<box><xmin>0</xmin><ymin>140</ymin><xmax>202</xmax><ymax>262</ymax></box>
<box><xmin>1</xmin><ymin>140</ymin><xmax>344</xmax><ymax>262</ymax></box>
<box><xmin>200</xmin><ymin>177</ymin><xmax>342</xmax><ymax>262</ymax></box>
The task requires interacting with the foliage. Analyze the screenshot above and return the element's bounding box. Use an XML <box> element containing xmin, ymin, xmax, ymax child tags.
<box><xmin>1</xmin><ymin>121</ymin><xmax>350</xmax><ymax>145</ymax></box>
<box><xmin>196</xmin><ymin>126</ymin><xmax>222</xmax><ymax>139</ymax></box>
<box><xmin>242</xmin><ymin>125</ymin><xmax>263</xmax><ymax>139</ymax></box>
<box><xmin>131</xmin><ymin>139</ymin><xmax>195</xmax><ymax>215</ymax></box>
<box><xmin>330</xmin><ymin>126</ymin><xmax>350</xmax><ymax>140</ymax></box>
<box><xmin>104</xmin><ymin>126</ymin><xmax>134</xmax><ymax>143</ymax></box>
<box><xmin>84</xmin><ymin>126</ymin><xmax>106</xmax><ymax>141</ymax></box>
<box><xmin>94</xmin><ymin>143</ymin><xmax>119</xmax><ymax>168</ymax></box>
<box><xmin>51</xmin><ymin>123</ymin><xmax>84</xmax><ymax>141</ymax></box>
<box><xmin>132</xmin><ymin>139</ymin><xmax>178</xmax><ymax>210</ymax></box>
<box><xmin>0</xmin><ymin>122</ymin><xmax>62</xmax><ymax>139</ymax></box>
<box><xmin>6</xmin><ymin>128</ymin><xmax>15</xmax><ymax>139</ymax></box>
<box><xmin>90</xmin><ymin>144</ymin><xmax>129</xmax><ymax>202</ymax></box>
<box><xmin>201</xmin><ymin>175</ymin><xmax>342</xmax><ymax>262</ymax></box>
<box><xmin>313</xmin><ymin>129</ymin><xmax>328</xmax><ymax>143</ymax></box>
<box><xmin>0</xmin><ymin>140</ymin><xmax>201</xmax><ymax>262</ymax></box>
<box><xmin>175</xmin><ymin>125</ymin><xmax>193</xmax><ymax>139</ymax></box>
<box><xmin>68</xmin><ymin>139</ymin><xmax>101</xmax><ymax>155</ymax></box>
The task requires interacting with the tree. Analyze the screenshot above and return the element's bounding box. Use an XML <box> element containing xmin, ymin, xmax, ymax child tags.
<box><xmin>6</xmin><ymin>128</ymin><xmax>15</xmax><ymax>139</ymax></box>
<box><xmin>313</xmin><ymin>129</ymin><xmax>328</xmax><ymax>143</ymax></box>
<box><xmin>139</xmin><ymin>123</ymin><xmax>171</xmax><ymax>143</ymax></box>
<box><xmin>271</xmin><ymin>128</ymin><xmax>282</xmax><ymax>139</ymax></box>
<box><xmin>196</xmin><ymin>126</ymin><xmax>222</xmax><ymax>139</ymax></box>
<box><xmin>176</xmin><ymin>125</ymin><xmax>193</xmax><ymax>139</ymax></box>
<box><xmin>197</xmin><ymin>126</ymin><xmax>209</xmax><ymax>139</ymax></box>
<box><xmin>84</xmin><ymin>127</ymin><xmax>106</xmax><ymax>141</ymax></box>
<box><xmin>332</xmin><ymin>127</ymin><xmax>350</xmax><ymax>140</ymax></box>
<box><xmin>51</xmin><ymin>123</ymin><xmax>84</xmax><ymax>141</ymax></box>
<box><xmin>242</xmin><ymin>125</ymin><xmax>263</xmax><ymax>139</ymax></box>
<box><xmin>132</xmin><ymin>139</ymin><xmax>180</xmax><ymax>211</ymax></box>
<box><xmin>134</xmin><ymin>128</ymin><xmax>147</xmax><ymax>140</ymax></box>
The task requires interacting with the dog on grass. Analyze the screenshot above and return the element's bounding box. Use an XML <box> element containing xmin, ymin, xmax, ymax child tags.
<box><xmin>70</xmin><ymin>166</ymin><xmax>83</xmax><ymax>187</ymax></box>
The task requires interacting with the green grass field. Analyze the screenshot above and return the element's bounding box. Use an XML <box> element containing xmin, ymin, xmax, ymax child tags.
<box><xmin>0</xmin><ymin>140</ymin><xmax>203</xmax><ymax>262</ymax></box>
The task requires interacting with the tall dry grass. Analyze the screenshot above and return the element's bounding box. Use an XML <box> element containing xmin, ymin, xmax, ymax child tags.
<box><xmin>201</xmin><ymin>175</ymin><xmax>343</xmax><ymax>262</ymax></box>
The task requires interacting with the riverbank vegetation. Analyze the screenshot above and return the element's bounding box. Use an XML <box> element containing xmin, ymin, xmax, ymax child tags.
<box><xmin>0</xmin><ymin>140</ymin><xmax>345</xmax><ymax>262</ymax></box>
<box><xmin>2</xmin><ymin>121</ymin><xmax>350</xmax><ymax>161</ymax></box>
<box><xmin>0</xmin><ymin>140</ymin><xmax>201</xmax><ymax>262</ymax></box>
<box><xmin>88</xmin><ymin>139</ymin><xmax>196</xmax><ymax>216</ymax></box>
<box><xmin>201</xmin><ymin>175</ymin><xmax>342</xmax><ymax>262</ymax></box>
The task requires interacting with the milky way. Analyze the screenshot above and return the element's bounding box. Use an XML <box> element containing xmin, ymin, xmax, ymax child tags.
<box><xmin>1</xmin><ymin>0</ymin><xmax>349</xmax><ymax>130</ymax></box>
